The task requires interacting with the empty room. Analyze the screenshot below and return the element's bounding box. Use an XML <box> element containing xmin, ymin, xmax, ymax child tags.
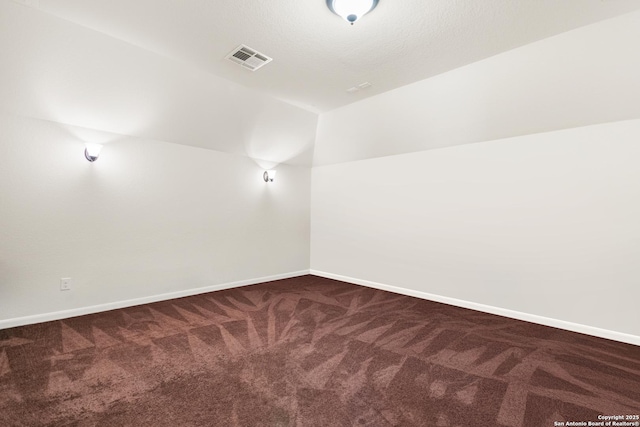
<box><xmin>1</xmin><ymin>0</ymin><xmax>639</xmax><ymax>425</ymax></box>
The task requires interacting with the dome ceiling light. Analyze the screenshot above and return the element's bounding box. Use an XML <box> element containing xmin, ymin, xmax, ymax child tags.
<box><xmin>326</xmin><ymin>0</ymin><xmax>379</xmax><ymax>25</ymax></box>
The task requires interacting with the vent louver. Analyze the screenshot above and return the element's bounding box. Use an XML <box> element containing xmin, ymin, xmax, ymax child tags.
<box><xmin>346</xmin><ymin>82</ymin><xmax>373</xmax><ymax>93</ymax></box>
<box><xmin>225</xmin><ymin>45</ymin><xmax>273</xmax><ymax>71</ymax></box>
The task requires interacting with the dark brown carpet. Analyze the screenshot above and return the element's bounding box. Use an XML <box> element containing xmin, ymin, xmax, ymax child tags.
<box><xmin>0</xmin><ymin>275</ymin><xmax>638</xmax><ymax>426</ymax></box>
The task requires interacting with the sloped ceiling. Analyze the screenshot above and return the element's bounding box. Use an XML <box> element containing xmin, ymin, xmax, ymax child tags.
<box><xmin>2</xmin><ymin>0</ymin><xmax>640</xmax><ymax>166</ymax></box>
<box><xmin>314</xmin><ymin>10</ymin><xmax>640</xmax><ymax>165</ymax></box>
<box><xmin>0</xmin><ymin>1</ymin><xmax>318</xmax><ymax>167</ymax></box>
<box><xmin>33</xmin><ymin>0</ymin><xmax>640</xmax><ymax>112</ymax></box>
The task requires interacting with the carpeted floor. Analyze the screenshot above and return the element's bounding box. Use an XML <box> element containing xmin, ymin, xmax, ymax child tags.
<box><xmin>0</xmin><ymin>275</ymin><xmax>639</xmax><ymax>426</ymax></box>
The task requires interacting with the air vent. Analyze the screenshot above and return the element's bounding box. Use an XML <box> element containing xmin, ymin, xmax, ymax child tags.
<box><xmin>346</xmin><ymin>82</ymin><xmax>373</xmax><ymax>93</ymax></box>
<box><xmin>225</xmin><ymin>45</ymin><xmax>273</xmax><ymax>71</ymax></box>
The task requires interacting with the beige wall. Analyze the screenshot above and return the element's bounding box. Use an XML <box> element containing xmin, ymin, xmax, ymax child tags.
<box><xmin>0</xmin><ymin>113</ymin><xmax>310</xmax><ymax>323</ymax></box>
<box><xmin>311</xmin><ymin>119</ymin><xmax>640</xmax><ymax>340</ymax></box>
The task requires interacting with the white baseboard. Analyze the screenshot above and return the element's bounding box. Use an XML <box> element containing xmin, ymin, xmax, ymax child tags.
<box><xmin>0</xmin><ymin>270</ymin><xmax>310</xmax><ymax>330</ymax></box>
<box><xmin>310</xmin><ymin>270</ymin><xmax>640</xmax><ymax>347</ymax></box>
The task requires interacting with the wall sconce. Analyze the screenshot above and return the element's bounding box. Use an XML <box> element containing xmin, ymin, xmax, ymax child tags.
<box><xmin>84</xmin><ymin>143</ymin><xmax>103</xmax><ymax>162</ymax></box>
<box><xmin>263</xmin><ymin>170</ymin><xmax>277</xmax><ymax>182</ymax></box>
<box><xmin>326</xmin><ymin>0</ymin><xmax>379</xmax><ymax>25</ymax></box>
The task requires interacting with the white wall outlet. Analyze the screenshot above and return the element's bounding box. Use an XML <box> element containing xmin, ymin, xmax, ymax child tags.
<box><xmin>60</xmin><ymin>277</ymin><xmax>72</xmax><ymax>291</ymax></box>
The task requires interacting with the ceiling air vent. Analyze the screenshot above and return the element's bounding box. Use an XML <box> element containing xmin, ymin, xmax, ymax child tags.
<box><xmin>346</xmin><ymin>82</ymin><xmax>372</xmax><ymax>93</ymax></box>
<box><xmin>225</xmin><ymin>45</ymin><xmax>272</xmax><ymax>71</ymax></box>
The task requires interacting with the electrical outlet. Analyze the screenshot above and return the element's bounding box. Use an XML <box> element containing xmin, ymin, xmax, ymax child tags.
<box><xmin>60</xmin><ymin>277</ymin><xmax>72</xmax><ymax>291</ymax></box>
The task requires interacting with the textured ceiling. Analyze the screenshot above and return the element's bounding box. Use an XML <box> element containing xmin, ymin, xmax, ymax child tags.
<box><xmin>32</xmin><ymin>0</ymin><xmax>640</xmax><ymax>113</ymax></box>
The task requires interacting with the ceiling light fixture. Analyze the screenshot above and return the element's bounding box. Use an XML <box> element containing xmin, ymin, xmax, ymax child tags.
<box><xmin>263</xmin><ymin>170</ymin><xmax>277</xmax><ymax>182</ymax></box>
<box><xmin>326</xmin><ymin>0</ymin><xmax>379</xmax><ymax>25</ymax></box>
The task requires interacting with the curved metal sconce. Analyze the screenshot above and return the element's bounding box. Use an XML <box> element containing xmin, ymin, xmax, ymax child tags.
<box><xmin>84</xmin><ymin>143</ymin><xmax>103</xmax><ymax>162</ymax></box>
